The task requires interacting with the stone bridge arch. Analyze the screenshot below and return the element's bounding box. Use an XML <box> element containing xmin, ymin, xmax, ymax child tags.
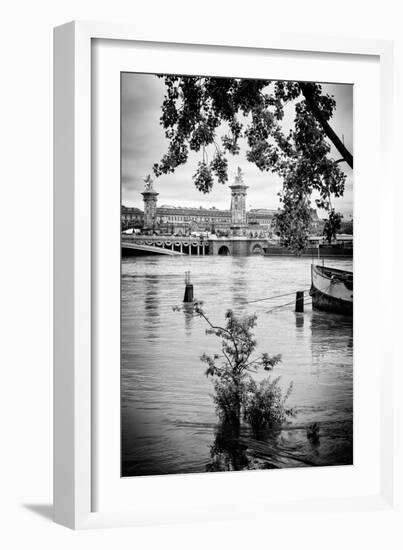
<box><xmin>218</xmin><ymin>245</ymin><xmax>231</xmax><ymax>256</ymax></box>
<box><xmin>210</xmin><ymin>238</ymin><xmax>267</xmax><ymax>256</ymax></box>
<box><xmin>250</xmin><ymin>243</ymin><xmax>264</xmax><ymax>255</ymax></box>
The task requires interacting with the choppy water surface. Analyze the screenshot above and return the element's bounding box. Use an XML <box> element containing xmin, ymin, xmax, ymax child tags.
<box><xmin>121</xmin><ymin>255</ymin><xmax>353</xmax><ymax>476</ymax></box>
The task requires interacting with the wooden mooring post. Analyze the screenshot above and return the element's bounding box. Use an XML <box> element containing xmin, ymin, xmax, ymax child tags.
<box><xmin>183</xmin><ymin>271</ymin><xmax>194</xmax><ymax>303</ymax></box>
<box><xmin>295</xmin><ymin>290</ymin><xmax>304</xmax><ymax>313</ymax></box>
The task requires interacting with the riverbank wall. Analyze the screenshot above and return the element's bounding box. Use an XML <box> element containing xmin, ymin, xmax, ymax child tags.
<box><xmin>266</xmin><ymin>246</ymin><xmax>353</xmax><ymax>258</ymax></box>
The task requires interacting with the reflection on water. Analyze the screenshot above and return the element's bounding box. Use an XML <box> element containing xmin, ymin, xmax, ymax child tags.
<box><xmin>206</xmin><ymin>425</ymin><xmax>252</xmax><ymax>472</ymax></box>
<box><xmin>121</xmin><ymin>256</ymin><xmax>353</xmax><ymax>476</ymax></box>
<box><xmin>295</xmin><ymin>312</ymin><xmax>304</xmax><ymax>331</ymax></box>
<box><xmin>182</xmin><ymin>303</ymin><xmax>194</xmax><ymax>336</ymax></box>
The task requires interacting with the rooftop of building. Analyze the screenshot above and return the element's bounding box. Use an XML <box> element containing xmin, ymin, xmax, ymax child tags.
<box><xmin>121</xmin><ymin>205</ymin><xmax>143</xmax><ymax>212</ymax></box>
<box><xmin>249</xmin><ymin>208</ymin><xmax>277</xmax><ymax>214</ymax></box>
<box><xmin>157</xmin><ymin>204</ymin><xmax>230</xmax><ymax>211</ymax></box>
<box><xmin>122</xmin><ymin>204</ymin><xmax>277</xmax><ymax>214</ymax></box>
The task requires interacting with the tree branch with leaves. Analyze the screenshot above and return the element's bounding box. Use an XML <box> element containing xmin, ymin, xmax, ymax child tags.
<box><xmin>154</xmin><ymin>76</ymin><xmax>351</xmax><ymax>252</ymax></box>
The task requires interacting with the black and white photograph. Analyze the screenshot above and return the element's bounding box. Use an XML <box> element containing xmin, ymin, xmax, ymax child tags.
<box><xmin>120</xmin><ymin>72</ymin><xmax>353</xmax><ymax>477</ymax></box>
<box><xmin>4</xmin><ymin>0</ymin><xmax>402</xmax><ymax>542</ymax></box>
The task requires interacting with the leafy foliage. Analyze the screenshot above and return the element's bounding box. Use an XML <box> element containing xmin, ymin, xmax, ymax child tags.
<box><xmin>153</xmin><ymin>76</ymin><xmax>351</xmax><ymax>251</ymax></box>
<box><xmin>244</xmin><ymin>377</ymin><xmax>295</xmax><ymax>429</ymax></box>
<box><xmin>323</xmin><ymin>209</ymin><xmax>343</xmax><ymax>244</ymax></box>
<box><xmin>193</xmin><ymin>161</ymin><xmax>214</xmax><ymax>194</ymax></box>
<box><xmin>191</xmin><ymin>302</ymin><xmax>294</xmax><ymax>429</ymax></box>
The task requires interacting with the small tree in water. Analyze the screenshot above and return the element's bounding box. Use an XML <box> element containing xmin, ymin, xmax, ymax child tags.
<box><xmin>192</xmin><ymin>301</ymin><xmax>295</xmax><ymax>429</ymax></box>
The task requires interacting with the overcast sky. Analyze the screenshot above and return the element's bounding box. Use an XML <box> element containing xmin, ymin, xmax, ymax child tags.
<box><xmin>121</xmin><ymin>73</ymin><xmax>353</xmax><ymax>219</ymax></box>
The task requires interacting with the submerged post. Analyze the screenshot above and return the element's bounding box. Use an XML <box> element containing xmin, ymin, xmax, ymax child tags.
<box><xmin>295</xmin><ymin>290</ymin><xmax>304</xmax><ymax>313</ymax></box>
<box><xmin>183</xmin><ymin>271</ymin><xmax>194</xmax><ymax>303</ymax></box>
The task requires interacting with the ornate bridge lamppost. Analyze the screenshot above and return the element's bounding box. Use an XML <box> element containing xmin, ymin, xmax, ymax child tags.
<box><xmin>229</xmin><ymin>167</ymin><xmax>248</xmax><ymax>236</ymax></box>
<box><xmin>141</xmin><ymin>174</ymin><xmax>159</xmax><ymax>233</ymax></box>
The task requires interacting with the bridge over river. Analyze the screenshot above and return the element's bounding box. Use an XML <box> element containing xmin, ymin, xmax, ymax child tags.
<box><xmin>121</xmin><ymin>235</ymin><xmax>269</xmax><ymax>256</ymax></box>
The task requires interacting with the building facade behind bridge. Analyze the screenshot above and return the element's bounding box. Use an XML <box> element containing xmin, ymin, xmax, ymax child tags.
<box><xmin>122</xmin><ymin>172</ymin><xmax>320</xmax><ymax>238</ymax></box>
<box><xmin>121</xmin><ymin>204</ymin><xmax>281</xmax><ymax>237</ymax></box>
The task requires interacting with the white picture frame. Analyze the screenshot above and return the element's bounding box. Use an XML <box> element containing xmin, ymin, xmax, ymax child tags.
<box><xmin>54</xmin><ymin>20</ymin><xmax>396</xmax><ymax>530</ymax></box>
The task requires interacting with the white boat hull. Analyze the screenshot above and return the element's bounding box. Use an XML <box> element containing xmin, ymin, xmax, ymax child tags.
<box><xmin>310</xmin><ymin>265</ymin><xmax>353</xmax><ymax>315</ymax></box>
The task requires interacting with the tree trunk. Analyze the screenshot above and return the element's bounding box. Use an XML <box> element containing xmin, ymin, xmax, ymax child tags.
<box><xmin>300</xmin><ymin>83</ymin><xmax>354</xmax><ymax>169</ymax></box>
<box><xmin>234</xmin><ymin>380</ymin><xmax>241</xmax><ymax>425</ymax></box>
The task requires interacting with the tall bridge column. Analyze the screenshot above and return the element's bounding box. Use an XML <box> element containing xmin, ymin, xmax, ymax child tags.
<box><xmin>141</xmin><ymin>176</ymin><xmax>159</xmax><ymax>230</ymax></box>
<box><xmin>229</xmin><ymin>168</ymin><xmax>248</xmax><ymax>226</ymax></box>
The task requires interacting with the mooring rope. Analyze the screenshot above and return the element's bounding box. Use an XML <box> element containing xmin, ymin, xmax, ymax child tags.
<box><xmin>245</xmin><ymin>289</ymin><xmax>311</xmax><ymax>305</ymax></box>
<box><xmin>263</xmin><ymin>284</ymin><xmax>332</xmax><ymax>314</ymax></box>
<box><xmin>265</xmin><ymin>298</ymin><xmax>298</xmax><ymax>314</ymax></box>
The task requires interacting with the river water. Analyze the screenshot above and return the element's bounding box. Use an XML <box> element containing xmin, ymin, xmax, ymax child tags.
<box><xmin>121</xmin><ymin>255</ymin><xmax>353</xmax><ymax>476</ymax></box>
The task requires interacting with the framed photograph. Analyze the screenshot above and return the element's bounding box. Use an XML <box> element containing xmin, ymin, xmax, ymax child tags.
<box><xmin>54</xmin><ymin>21</ymin><xmax>395</xmax><ymax>529</ymax></box>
